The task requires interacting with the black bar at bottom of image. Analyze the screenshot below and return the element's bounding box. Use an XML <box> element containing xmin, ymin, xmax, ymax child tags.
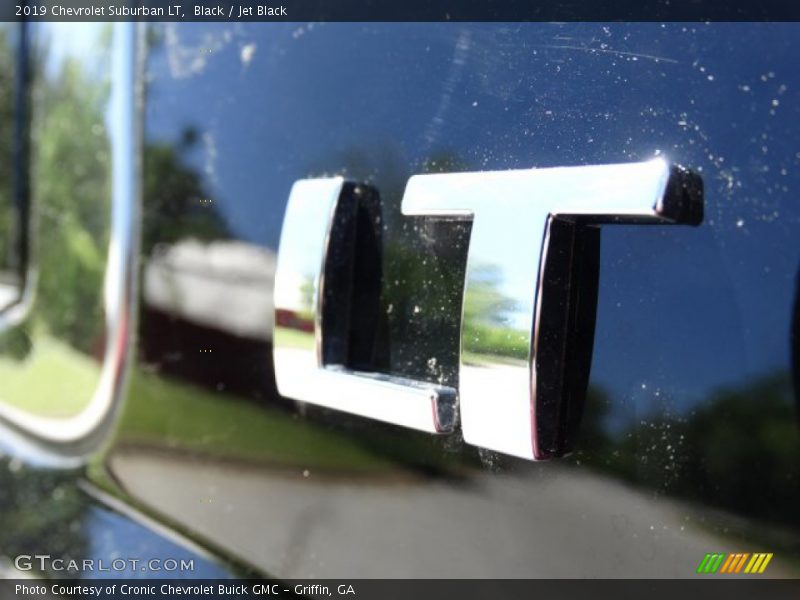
<box><xmin>3</xmin><ymin>579</ymin><xmax>800</xmax><ymax>600</ymax></box>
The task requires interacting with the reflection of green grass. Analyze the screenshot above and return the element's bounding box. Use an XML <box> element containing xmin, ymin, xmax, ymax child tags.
<box><xmin>0</xmin><ymin>336</ymin><xmax>99</xmax><ymax>418</ymax></box>
<box><xmin>116</xmin><ymin>370</ymin><xmax>396</xmax><ymax>472</ymax></box>
<box><xmin>463</xmin><ymin>325</ymin><xmax>528</xmax><ymax>361</ymax></box>
<box><xmin>274</xmin><ymin>327</ymin><xmax>315</xmax><ymax>350</ymax></box>
<box><xmin>462</xmin><ymin>351</ymin><xmax>527</xmax><ymax>368</ymax></box>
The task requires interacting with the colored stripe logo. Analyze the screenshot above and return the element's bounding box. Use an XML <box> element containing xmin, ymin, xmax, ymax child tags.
<box><xmin>696</xmin><ymin>552</ymin><xmax>773</xmax><ymax>574</ymax></box>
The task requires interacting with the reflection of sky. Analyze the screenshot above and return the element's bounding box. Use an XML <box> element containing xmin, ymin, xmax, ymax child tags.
<box><xmin>404</xmin><ymin>159</ymin><xmax>673</xmax><ymax>331</ymax></box>
<box><xmin>272</xmin><ymin>179</ymin><xmax>341</xmax><ymax>312</ymax></box>
<box><xmin>36</xmin><ymin>22</ymin><xmax>116</xmax><ymax>137</ymax></box>
<box><xmin>35</xmin><ymin>22</ymin><xmax>109</xmax><ymax>79</ymax></box>
<box><xmin>86</xmin><ymin>505</ymin><xmax>232</xmax><ymax>578</ymax></box>
<box><xmin>144</xmin><ymin>23</ymin><xmax>800</xmax><ymax>417</ymax></box>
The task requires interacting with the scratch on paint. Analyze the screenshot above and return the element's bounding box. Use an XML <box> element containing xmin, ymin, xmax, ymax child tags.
<box><xmin>536</xmin><ymin>44</ymin><xmax>679</xmax><ymax>64</ymax></box>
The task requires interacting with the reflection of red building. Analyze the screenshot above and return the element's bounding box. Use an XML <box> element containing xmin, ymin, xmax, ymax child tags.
<box><xmin>275</xmin><ymin>308</ymin><xmax>314</xmax><ymax>333</ymax></box>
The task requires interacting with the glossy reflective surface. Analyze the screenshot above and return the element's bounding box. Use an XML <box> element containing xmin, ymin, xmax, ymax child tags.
<box><xmin>0</xmin><ymin>458</ymin><xmax>238</xmax><ymax>579</ymax></box>
<box><xmin>0</xmin><ymin>23</ymin><xmax>27</xmax><ymax>316</ymax></box>
<box><xmin>274</xmin><ymin>178</ymin><xmax>457</xmax><ymax>433</ymax></box>
<box><xmin>0</xmin><ymin>25</ymin><xmax>128</xmax><ymax>463</ymax></box>
<box><xmin>2</xmin><ymin>22</ymin><xmax>799</xmax><ymax>579</ymax></box>
<box><xmin>403</xmin><ymin>159</ymin><xmax>702</xmax><ymax>459</ymax></box>
<box><xmin>0</xmin><ymin>23</ymin><xmax>138</xmax><ymax>462</ymax></box>
<box><xmin>276</xmin><ymin>161</ymin><xmax>703</xmax><ymax>459</ymax></box>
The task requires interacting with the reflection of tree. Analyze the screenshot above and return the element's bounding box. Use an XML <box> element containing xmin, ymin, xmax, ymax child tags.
<box><xmin>679</xmin><ymin>374</ymin><xmax>799</xmax><ymax>525</ymax></box>
<box><xmin>462</xmin><ymin>264</ymin><xmax>513</xmax><ymax>326</ymax></box>
<box><xmin>0</xmin><ymin>463</ymin><xmax>88</xmax><ymax>578</ymax></box>
<box><xmin>305</xmin><ymin>146</ymin><xmax>473</xmax><ymax>384</ymax></box>
<box><xmin>35</xmin><ymin>54</ymin><xmax>229</xmax><ymax>353</ymax></box>
<box><xmin>420</xmin><ymin>151</ymin><xmax>470</xmax><ymax>177</ymax></box>
<box><xmin>461</xmin><ymin>263</ymin><xmax>526</xmax><ymax>359</ymax></box>
<box><xmin>141</xmin><ymin>24</ymin><xmax>230</xmax><ymax>256</ymax></box>
<box><xmin>0</xmin><ymin>27</ymin><xmax>15</xmax><ymax>272</ymax></box>
<box><xmin>1</xmin><ymin>23</ymin><xmax>229</xmax><ymax>365</ymax></box>
<box><xmin>576</xmin><ymin>373</ymin><xmax>800</xmax><ymax>528</ymax></box>
<box><xmin>298</xmin><ymin>276</ymin><xmax>314</xmax><ymax>317</ymax></box>
<box><xmin>31</xmin><ymin>33</ymin><xmax>111</xmax><ymax>355</ymax></box>
<box><xmin>142</xmin><ymin>129</ymin><xmax>229</xmax><ymax>256</ymax></box>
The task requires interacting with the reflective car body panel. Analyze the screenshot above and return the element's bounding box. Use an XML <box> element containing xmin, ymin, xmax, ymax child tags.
<box><xmin>1</xmin><ymin>22</ymin><xmax>799</xmax><ymax>579</ymax></box>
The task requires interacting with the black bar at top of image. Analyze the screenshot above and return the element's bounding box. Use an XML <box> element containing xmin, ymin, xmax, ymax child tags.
<box><xmin>2</xmin><ymin>0</ymin><xmax>800</xmax><ymax>22</ymax></box>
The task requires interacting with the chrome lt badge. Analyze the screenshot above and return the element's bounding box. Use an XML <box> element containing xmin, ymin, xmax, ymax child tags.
<box><xmin>273</xmin><ymin>159</ymin><xmax>703</xmax><ymax>460</ymax></box>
